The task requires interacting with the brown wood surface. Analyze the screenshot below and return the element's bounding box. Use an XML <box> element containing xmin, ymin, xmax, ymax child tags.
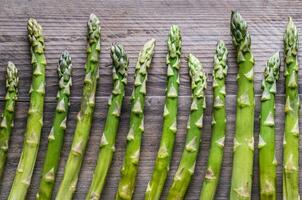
<box><xmin>0</xmin><ymin>0</ymin><xmax>302</xmax><ymax>199</ymax></box>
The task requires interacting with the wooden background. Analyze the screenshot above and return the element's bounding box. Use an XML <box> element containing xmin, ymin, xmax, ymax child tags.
<box><xmin>0</xmin><ymin>0</ymin><xmax>302</xmax><ymax>199</ymax></box>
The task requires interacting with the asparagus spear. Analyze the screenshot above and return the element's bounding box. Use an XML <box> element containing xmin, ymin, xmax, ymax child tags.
<box><xmin>258</xmin><ymin>52</ymin><xmax>280</xmax><ymax>200</ymax></box>
<box><xmin>115</xmin><ymin>38</ymin><xmax>155</xmax><ymax>200</ymax></box>
<box><xmin>55</xmin><ymin>13</ymin><xmax>100</xmax><ymax>200</ymax></box>
<box><xmin>8</xmin><ymin>18</ymin><xmax>46</xmax><ymax>200</ymax></box>
<box><xmin>0</xmin><ymin>62</ymin><xmax>19</xmax><ymax>179</ymax></box>
<box><xmin>199</xmin><ymin>40</ymin><xmax>228</xmax><ymax>200</ymax></box>
<box><xmin>229</xmin><ymin>11</ymin><xmax>255</xmax><ymax>200</ymax></box>
<box><xmin>167</xmin><ymin>54</ymin><xmax>206</xmax><ymax>200</ymax></box>
<box><xmin>36</xmin><ymin>51</ymin><xmax>72</xmax><ymax>200</ymax></box>
<box><xmin>145</xmin><ymin>25</ymin><xmax>181</xmax><ymax>200</ymax></box>
<box><xmin>283</xmin><ymin>17</ymin><xmax>300</xmax><ymax>200</ymax></box>
<box><xmin>86</xmin><ymin>44</ymin><xmax>129</xmax><ymax>200</ymax></box>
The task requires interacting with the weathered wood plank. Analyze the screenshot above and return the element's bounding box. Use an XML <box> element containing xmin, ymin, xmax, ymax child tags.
<box><xmin>0</xmin><ymin>0</ymin><xmax>302</xmax><ymax>199</ymax></box>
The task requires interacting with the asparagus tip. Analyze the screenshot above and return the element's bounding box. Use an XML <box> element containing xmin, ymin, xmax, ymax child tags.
<box><xmin>146</xmin><ymin>38</ymin><xmax>156</xmax><ymax>46</ymax></box>
<box><xmin>274</xmin><ymin>50</ymin><xmax>280</xmax><ymax>56</ymax></box>
<box><xmin>58</xmin><ymin>51</ymin><xmax>72</xmax><ymax>88</ymax></box>
<box><xmin>216</xmin><ymin>40</ymin><xmax>227</xmax><ymax>56</ymax></box>
<box><xmin>188</xmin><ymin>54</ymin><xmax>207</xmax><ymax>93</ymax></box>
<box><xmin>27</xmin><ymin>18</ymin><xmax>42</xmax><ymax>36</ymax></box>
<box><xmin>266</xmin><ymin>52</ymin><xmax>280</xmax><ymax>81</ymax></box>
<box><xmin>111</xmin><ymin>43</ymin><xmax>124</xmax><ymax>53</ymax></box>
<box><xmin>88</xmin><ymin>13</ymin><xmax>101</xmax><ymax>33</ymax></box>
<box><xmin>271</xmin><ymin>51</ymin><xmax>280</xmax><ymax>63</ymax></box>
<box><xmin>7</xmin><ymin>61</ymin><xmax>15</xmax><ymax>69</ymax></box>
<box><xmin>170</xmin><ymin>24</ymin><xmax>180</xmax><ymax>32</ymax></box>
<box><xmin>89</xmin><ymin>13</ymin><xmax>99</xmax><ymax>23</ymax></box>
<box><xmin>214</xmin><ymin>40</ymin><xmax>228</xmax><ymax>80</ymax></box>
<box><xmin>218</xmin><ymin>39</ymin><xmax>225</xmax><ymax>45</ymax></box>
<box><xmin>168</xmin><ymin>25</ymin><xmax>181</xmax><ymax>60</ymax></box>
<box><xmin>111</xmin><ymin>43</ymin><xmax>129</xmax><ymax>79</ymax></box>
<box><xmin>286</xmin><ymin>16</ymin><xmax>297</xmax><ymax>31</ymax></box>
<box><xmin>284</xmin><ymin>16</ymin><xmax>298</xmax><ymax>51</ymax></box>
<box><xmin>187</xmin><ymin>53</ymin><xmax>194</xmax><ymax>61</ymax></box>
<box><xmin>230</xmin><ymin>11</ymin><xmax>248</xmax><ymax>46</ymax></box>
<box><xmin>6</xmin><ymin>61</ymin><xmax>19</xmax><ymax>90</ymax></box>
<box><xmin>28</xmin><ymin>17</ymin><xmax>37</xmax><ymax>25</ymax></box>
<box><xmin>170</xmin><ymin>25</ymin><xmax>181</xmax><ymax>40</ymax></box>
<box><xmin>111</xmin><ymin>43</ymin><xmax>126</xmax><ymax>62</ymax></box>
<box><xmin>58</xmin><ymin>51</ymin><xmax>72</xmax><ymax>72</ymax></box>
<box><xmin>140</xmin><ymin>38</ymin><xmax>156</xmax><ymax>60</ymax></box>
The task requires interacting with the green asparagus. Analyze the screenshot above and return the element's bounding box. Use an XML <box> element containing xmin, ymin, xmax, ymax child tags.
<box><xmin>8</xmin><ymin>18</ymin><xmax>46</xmax><ymax>200</ymax></box>
<box><xmin>36</xmin><ymin>51</ymin><xmax>72</xmax><ymax>200</ymax></box>
<box><xmin>283</xmin><ymin>17</ymin><xmax>300</xmax><ymax>200</ymax></box>
<box><xmin>229</xmin><ymin>11</ymin><xmax>255</xmax><ymax>200</ymax></box>
<box><xmin>167</xmin><ymin>54</ymin><xmax>206</xmax><ymax>200</ymax></box>
<box><xmin>0</xmin><ymin>62</ymin><xmax>19</xmax><ymax>180</ymax></box>
<box><xmin>115</xmin><ymin>38</ymin><xmax>155</xmax><ymax>200</ymax></box>
<box><xmin>258</xmin><ymin>52</ymin><xmax>280</xmax><ymax>200</ymax></box>
<box><xmin>86</xmin><ymin>44</ymin><xmax>129</xmax><ymax>200</ymax></box>
<box><xmin>200</xmin><ymin>40</ymin><xmax>228</xmax><ymax>200</ymax></box>
<box><xmin>145</xmin><ymin>25</ymin><xmax>181</xmax><ymax>200</ymax></box>
<box><xmin>55</xmin><ymin>13</ymin><xmax>100</xmax><ymax>200</ymax></box>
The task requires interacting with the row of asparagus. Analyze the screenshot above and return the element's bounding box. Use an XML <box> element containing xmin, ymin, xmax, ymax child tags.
<box><xmin>0</xmin><ymin>10</ymin><xmax>299</xmax><ymax>200</ymax></box>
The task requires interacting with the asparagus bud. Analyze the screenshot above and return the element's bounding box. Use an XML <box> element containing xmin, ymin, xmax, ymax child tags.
<box><xmin>0</xmin><ymin>62</ymin><xmax>19</xmax><ymax>180</ymax></box>
<box><xmin>8</xmin><ymin>18</ymin><xmax>46</xmax><ymax>200</ymax></box>
<box><xmin>167</xmin><ymin>54</ymin><xmax>206</xmax><ymax>200</ymax></box>
<box><xmin>36</xmin><ymin>51</ymin><xmax>72</xmax><ymax>200</ymax></box>
<box><xmin>116</xmin><ymin>39</ymin><xmax>155</xmax><ymax>200</ymax></box>
<box><xmin>145</xmin><ymin>25</ymin><xmax>181</xmax><ymax>200</ymax></box>
<box><xmin>200</xmin><ymin>40</ymin><xmax>228</xmax><ymax>200</ymax></box>
<box><xmin>283</xmin><ymin>17</ymin><xmax>300</xmax><ymax>200</ymax></box>
<box><xmin>229</xmin><ymin>11</ymin><xmax>255</xmax><ymax>200</ymax></box>
<box><xmin>86</xmin><ymin>44</ymin><xmax>128</xmax><ymax>200</ymax></box>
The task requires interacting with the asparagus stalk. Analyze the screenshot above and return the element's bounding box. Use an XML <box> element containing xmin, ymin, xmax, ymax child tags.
<box><xmin>258</xmin><ymin>52</ymin><xmax>280</xmax><ymax>200</ymax></box>
<box><xmin>86</xmin><ymin>44</ymin><xmax>129</xmax><ymax>200</ymax></box>
<box><xmin>199</xmin><ymin>40</ymin><xmax>228</xmax><ymax>200</ymax></box>
<box><xmin>145</xmin><ymin>25</ymin><xmax>181</xmax><ymax>200</ymax></box>
<box><xmin>0</xmin><ymin>62</ymin><xmax>19</xmax><ymax>179</ymax></box>
<box><xmin>115</xmin><ymin>38</ymin><xmax>155</xmax><ymax>200</ymax></box>
<box><xmin>36</xmin><ymin>51</ymin><xmax>72</xmax><ymax>200</ymax></box>
<box><xmin>55</xmin><ymin>13</ymin><xmax>101</xmax><ymax>200</ymax></box>
<box><xmin>8</xmin><ymin>18</ymin><xmax>46</xmax><ymax>200</ymax></box>
<box><xmin>229</xmin><ymin>11</ymin><xmax>255</xmax><ymax>200</ymax></box>
<box><xmin>167</xmin><ymin>54</ymin><xmax>206</xmax><ymax>200</ymax></box>
<box><xmin>283</xmin><ymin>17</ymin><xmax>300</xmax><ymax>200</ymax></box>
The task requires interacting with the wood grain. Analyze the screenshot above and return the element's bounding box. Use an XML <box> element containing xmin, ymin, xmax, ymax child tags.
<box><xmin>0</xmin><ymin>0</ymin><xmax>302</xmax><ymax>199</ymax></box>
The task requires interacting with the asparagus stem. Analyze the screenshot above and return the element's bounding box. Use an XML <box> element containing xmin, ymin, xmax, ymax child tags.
<box><xmin>0</xmin><ymin>62</ymin><xmax>19</xmax><ymax>180</ymax></box>
<box><xmin>36</xmin><ymin>51</ymin><xmax>72</xmax><ymax>200</ymax></box>
<box><xmin>283</xmin><ymin>17</ymin><xmax>300</xmax><ymax>200</ymax></box>
<box><xmin>200</xmin><ymin>40</ymin><xmax>228</xmax><ymax>200</ymax></box>
<box><xmin>8</xmin><ymin>18</ymin><xmax>46</xmax><ymax>200</ymax></box>
<box><xmin>167</xmin><ymin>54</ymin><xmax>207</xmax><ymax>200</ymax></box>
<box><xmin>258</xmin><ymin>52</ymin><xmax>280</xmax><ymax>200</ymax></box>
<box><xmin>55</xmin><ymin>14</ymin><xmax>101</xmax><ymax>200</ymax></box>
<box><xmin>86</xmin><ymin>44</ymin><xmax>129</xmax><ymax>200</ymax></box>
<box><xmin>229</xmin><ymin>11</ymin><xmax>255</xmax><ymax>200</ymax></box>
<box><xmin>115</xmin><ymin>39</ymin><xmax>155</xmax><ymax>200</ymax></box>
<box><xmin>145</xmin><ymin>25</ymin><xmax>181</xmax><ymax>200</ymax></box>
